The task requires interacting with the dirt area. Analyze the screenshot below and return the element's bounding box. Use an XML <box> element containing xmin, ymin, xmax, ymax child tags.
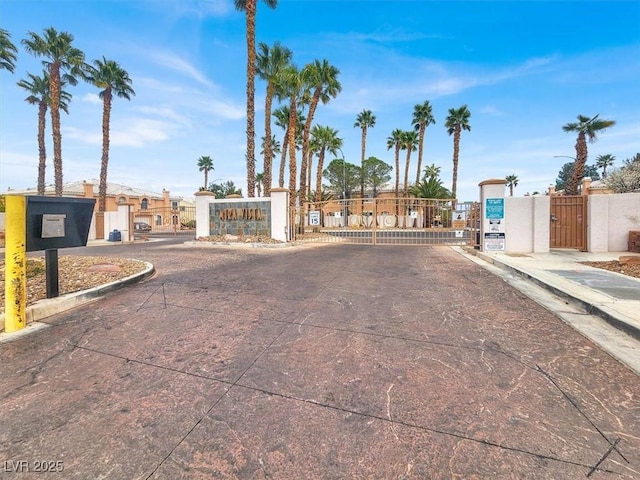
<box><xmin>0</xmin><ymin>256</ymin><xmax>147</xmax><ymax>310</ymax></box>
<box><xmin>581</xmin><ymin>260</ymin><xmax>640</xmax><ymax>279</ymax></box>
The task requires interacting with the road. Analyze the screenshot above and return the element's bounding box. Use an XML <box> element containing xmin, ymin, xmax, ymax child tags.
<box><xmin>2</xmin><ymin>243</ymin><xmax>639</xmax><ymax>479</ymax></box>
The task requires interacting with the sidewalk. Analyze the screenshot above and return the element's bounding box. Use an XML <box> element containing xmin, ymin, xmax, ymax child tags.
<box><xmin>462</xmin><ymin>248</ymin><xmax>640</xmax><ymax>339</ymax></box>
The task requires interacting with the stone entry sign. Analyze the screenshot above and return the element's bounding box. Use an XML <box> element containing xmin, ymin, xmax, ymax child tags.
<box><xmin>209</xmin><ymin>201</ymin><xmax>271</xmax><ymax>237</ymax></box>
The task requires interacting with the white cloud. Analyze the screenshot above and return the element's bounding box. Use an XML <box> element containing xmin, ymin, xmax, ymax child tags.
<box><xmin>65</xmin><ymin>117</ymin><xmax>176</xmax><ymax>147</ymax></box>
<box><xmin>147</xmin><ymin>51</ymin><xmax>214</xmax><ymax>87</ymax></box>
<box><xmin>82</xmin><ymin>93</ymin><xmax>102</xmax><ymax>105</ymax></box>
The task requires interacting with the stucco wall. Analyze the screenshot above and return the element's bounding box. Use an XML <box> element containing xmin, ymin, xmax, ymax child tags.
<box><xmin>588</xmin><ymin>193</ymin><xmax>640</xmax><ymax>252</ymax></box>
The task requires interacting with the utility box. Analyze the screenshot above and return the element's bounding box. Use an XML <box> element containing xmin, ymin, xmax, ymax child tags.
<box><xmin>108</xmin><ymin>229</ymin><xmax>122</xmax><ymax>242</ymax></box>
<box><xmin>25</xmin><ymin>196</ymin><xmax>95</xmax><ymax>252</ymax></box>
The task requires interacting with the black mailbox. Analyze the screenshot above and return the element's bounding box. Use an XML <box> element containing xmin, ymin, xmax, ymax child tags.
<box><xmin>26</xmin><ymin>196</ymin><xmax>95</xmax><ymax>252</ymax></box>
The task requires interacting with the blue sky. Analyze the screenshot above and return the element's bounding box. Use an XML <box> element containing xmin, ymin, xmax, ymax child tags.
<box><xmin>1</xmin><ymin>0</ymin><xmax>639</xmax><ymax>201</ymax></box>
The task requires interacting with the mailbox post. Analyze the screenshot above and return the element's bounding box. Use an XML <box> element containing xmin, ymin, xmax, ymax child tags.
<box><xmin>3</xmin><ymin>196</ymin><xmax>96</xmax><ymax>333</ymax></box>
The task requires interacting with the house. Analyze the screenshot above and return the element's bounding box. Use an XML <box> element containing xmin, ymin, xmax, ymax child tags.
<box><xmin>5</xmin><ymin>180</ymin><xmax>194</xmax><ymax>238</ymax></box>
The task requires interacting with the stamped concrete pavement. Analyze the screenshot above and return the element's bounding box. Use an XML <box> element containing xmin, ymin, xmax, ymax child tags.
<box><xmin>1</xmin><ymin>244</ymin><xmax>639</xmax><ymax>479</ymax></box>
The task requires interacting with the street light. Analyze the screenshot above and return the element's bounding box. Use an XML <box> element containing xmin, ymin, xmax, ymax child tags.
<box><xmin>553</xmin><ymin>155</ymin><xmax>576</xmax><ymax>161</ymax></box>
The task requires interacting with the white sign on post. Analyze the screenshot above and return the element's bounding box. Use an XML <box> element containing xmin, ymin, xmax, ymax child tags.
<box><xmin>309</xmin><ymin>211</ymin><xmax>321</xmax><ymax>226</ymax></box>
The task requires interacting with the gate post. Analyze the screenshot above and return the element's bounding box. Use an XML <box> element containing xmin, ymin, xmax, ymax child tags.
<box><xmin>478</xmin><ymin>179</ymin><xmax>506</xmax><ymax>252</ymax></box>
<box><xmin>270</xmin><ymin>188</ymin><xmax>290</xmax><ymax>242</ymax></box>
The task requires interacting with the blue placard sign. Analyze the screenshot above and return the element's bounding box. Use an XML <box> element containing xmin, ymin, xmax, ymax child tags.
<box><xmin>485</xmin><ymin>198</ymin><xmax>504</xmax><ymax>219</ymax></box>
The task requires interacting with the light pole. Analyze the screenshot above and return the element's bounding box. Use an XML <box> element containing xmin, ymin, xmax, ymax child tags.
<box><xmin>553</xmin><ymin>155</ymin><xmax>576</xmax><ymax>161</ymax></box>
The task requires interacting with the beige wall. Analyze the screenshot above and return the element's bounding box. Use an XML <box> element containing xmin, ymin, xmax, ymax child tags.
<box><xmin>588</xmin><ymin>193</ymin><xmax>640</xmax><ymax>252</ymax></box>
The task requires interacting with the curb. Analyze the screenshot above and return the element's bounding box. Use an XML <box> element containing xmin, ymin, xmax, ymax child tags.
<box><xmin>0</xmin><ymin>261</ymin><xmax>155</xmax><ymax>333</ymax></box>
<box><xmin>461</xmin><ymin>246</ymin><xmax>640</xmax><ymax>340</ymax></box>
<box><xmin>184</xmin><ymin>241</ymin><xmax>292</xmax><ymax>249</ymax></box>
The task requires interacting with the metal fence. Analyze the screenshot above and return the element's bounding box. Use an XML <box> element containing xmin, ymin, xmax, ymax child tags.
<box><xmin>295</xmin><ymin>197</ymin><xmax>479</xmax><ymax>246</ymax></box>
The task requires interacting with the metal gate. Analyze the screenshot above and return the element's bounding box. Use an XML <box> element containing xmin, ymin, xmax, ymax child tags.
<box><xmin>550</xmin><ymin>195</ymin><xmax>587</xmax><ymax>250</ymax></box>
<box><xmin>135</xmin><ymin>206</ymin><xmax>196</xmax><ymax>236</ymax></box>
<box><xmin>295</xmin><ymin>197</ymin><xmax>479</xmax><ymax>246</ymax></box>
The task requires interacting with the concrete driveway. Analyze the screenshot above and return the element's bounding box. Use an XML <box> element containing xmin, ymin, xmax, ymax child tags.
<box><xmin>1</xmin><ymin>244</ymin><xmax>639</xmax><ymax>479</ymax></box>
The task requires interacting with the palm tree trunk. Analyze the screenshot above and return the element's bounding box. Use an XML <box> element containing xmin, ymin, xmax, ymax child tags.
<box><xmin>565</xmin><ymin>133</ymin><xmax>587</xmax><ymax>195</ymax></box>
<box><xmin>245</xmin><ymin>0</ymin><xmax>257</xmax><ymax>197</ymax></box>
<box><xmin>37</xmin><ymin>101</ymin><xmax>47</xmax><ymax>195</ymax></box>
<box><xmin>315</xmin><ymin>149</ymin><xmax>326</xmax><ymax>203</ymax></box>
<box><xmin>98</xmin><ymin>90</ymin><xmax>112</xmax><ymax>212</ymax></box>
<box><xmin>415</xmin><ymin>125</ymin><xmax>425</xmax><ymax>184</ymax></box>
<box><xmin>300</xmin><ymin>91</ymin><xmax>320</xmax><ymax>203</ymax></box>
<box><xmin>451</xmin><ymin>127</ymin><xmax>461</xmax><ymax>200</ymax></box>
<box><xmin>263</xmin><ymin>86</ymin><xmax>273</xmax><ymax>196</ymax></box>
<box><xmin>403</xmin><ymin>150</ymin><xmax>411</xmax><ymax>198</ymax></box>
<box><xmin>360</xmin><ymin>128</ymin><xmax>366</xmax><ymax>198</ymax></box>
<box><xmin>288</xmin><ymin>98</ymin><xmax>297</xmax><ymax>209</ymax></box>
<box><xmin>49</xmin><ymin>62</ymin><xmax>63</xmax><ymax>196</ymax></box>
<box><xmin>279</xmin><ymin>128</ymin><xmax>289</xmax><ymax>188</ymax></box>
<box><xmin>307</xmin><ymin>153</ymin><xmax>313</xmax><ymax>199</ymax></box>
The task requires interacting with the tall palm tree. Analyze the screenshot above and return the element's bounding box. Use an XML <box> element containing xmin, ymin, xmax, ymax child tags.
<box><xmin>562</xmin><ymin>114</ymin><xmax>616</xmax><ymax>195</ymax></box>
<box><xmin>299</xmin><ymin>59</ymin><xmax>341</xmax><ymax>201</ymax></box>
<box><xmin>197</xmin><ymin>155</ymin><xmax>214</xmax><ymax>190</ymax></box>
<box><xmin>401</xmin><ymin>130</ymin><xmax>419</xmax><ymax>197</ymax></box>
<box><xmin>17</xmin><ymin>71</ymin><xmax>71</xmax><ymax>194</ymax></box>
<box><xmin>85</xmin><ymin>57</ymin><xmax>135</xmax><ymax>212</ymax></box>
<box><xmin>595</xmin><ymin>153</ymin><xmax>615</xmax><ymax>179</ymax></box>
<box><xmin>311</xmin><ymin>125</ymin><xmax>343</xmax><ymax>202</ymax></box>
<box><xmin>256</xmin><ymin>41</ymin><xmax>292</xmax><ymax>196</ymax></box>
<box><xmin>234</xmin><ymin>0</ymin><xmax>278</xmax><ymax>198</ymax></box>
<box><xmin>412</xmin><ymin>100</ymin><xmax>436</xmax><ymax>184</ymax></box>
<box><xmin>445</xmin><ymin>104</ymin><xmax>471</xmax><ymax>200</ymax></box>
<box><xmin>22</xmin><ymin>28</ymin><xmax>86</xmax><ymax>196</ymax></box>
<box><xmin>273</xmin><ymin>105</ymin><xmax>305</xmax><ymax>188</ymax></box>
<box><xmin>387</xmin><ymin>129</ymin><xmax>403</xmax><ymax>198</ymax></box>
<box><xmin>0</xmin><ymin>28</ymin><xmax>18</xmax><ymax>73</ymax></box>
<box><xmin>505</xmin><ymin>174</ymin><xmax>519</xmax><ymax>196</ymax></box>
<box><xmin>354</xmin><ymin>109</ymin><xmax>376</xmax><ymax>197</ymax></box>
<box><xmin>277</xmin><ymin>64</ymin><xmax>305</xmax><ymax>208</ymax></box>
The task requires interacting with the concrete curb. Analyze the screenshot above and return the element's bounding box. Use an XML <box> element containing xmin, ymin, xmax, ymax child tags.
<box><xmin>461</xmin><ymin>246</ymin><xmax>640</xmax><ymax>340</ymax></box>
<box><xmin>0</xmin><ymin>261</ymin><xmax>155</xmax><ymax>332</ymax></box>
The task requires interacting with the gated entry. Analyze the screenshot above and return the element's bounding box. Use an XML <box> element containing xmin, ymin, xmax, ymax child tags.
<box><xmin>550</xmin><ymin>195</ymin><xmax>587</xmax><ymax>250</ymax></box>
<box><xmin>135</xmin><ymin>206</ymin><xmax>196</xmax><ymax>235</ymax></box>
<box><xmin>296</xmin><ymin>197</ymin><xmax>479</xmax><ymax>246</ymax></box>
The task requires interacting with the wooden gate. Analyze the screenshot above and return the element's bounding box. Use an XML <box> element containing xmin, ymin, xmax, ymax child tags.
<box><xmin>550</xmin><ymin>196</ymin><xmax>587</xmax><ymax>250</ymax></box>
<box><xmin>295</xmin><ymin>197</ymin><xmax>478</xmax><ymax>246</ymax></box>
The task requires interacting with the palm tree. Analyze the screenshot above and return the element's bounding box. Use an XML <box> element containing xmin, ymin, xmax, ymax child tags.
<box><xmin>17</xmin><ymin>71</ymin><xmax>71</xmax><ymax>195</ymax></box>
<box><xmin>0</xmin><ymin>28</ymin><xmax>18</xmax><ymax>73</ymax></box>
<box><xmin>273</xmin><ymin>105</ymin><xmax>305</xmax><ymax>188</ymax></box>
<box><xmin>197</xmin><ymin>155</ymin><xmax>214</xmax><ymax>190</ymax></box>
<box><xmin>595</xmin><ymin>153</ymin><xmax>615</xmax><ymax>178</ymax></box>
<box><xmin>256</xmin><ymin>41</ymin><xmax>292</xmax><ymax>196</ymax></box>
<box><xmin>401</xmin><ymin>130</ymin><xmax>418</xmax><ymax>198</ymax></box>
<box><xmin>409</xmin><ymin>177</ymin><xmax>452</xmax><ymax>199</ymax></box>
<box><xmin>445</xmin><ymin>105</ymin><xmax>472</xmax><ymax>200</ymax></box>
<box><xmin>412</xmin><ymin>100</ymin><xmax>436</xmax><ymax>184</ymax></box>
<box><xmin>505</xmin><ymin>174</ymin><xmax>519</xmax><ymax>196</ymax></box>
<box><xmin>234</xmin><ymin>0</ymin><xmax>278</xmax><ymax>198</ymax></box>
<box><xmin>277</xmin><ymin>64</ymin><xmax>305</xmax><ymax>208</ymax></box>
<box><xmin>260</xmin><ymin>134</ymin><xmax>281</xmax><ymax>168</ymax></box>
<box><xmin>562</xmin><ymin>115</ymin><xmax>616</xmax><ymax>195</ymax></box>
<box><xmin>422</xmin><ymin>163</ymin><xmax>441</xmax><ymax>181</ymax></box>
<box><xmin>354</xmin><ymin>109</ymin><xmax>376</xmax><ymax>197</ymax></box>
<box><xmin>85</xmin><ymin>57</ymin><xmax>135</xmax><ymax>212</ymax></box>
<box><xmin>311</xmin><ymin>125</ymin><xmax>343</xmax><ymax>202</ymax></box>
<box><xmin>22</xmin><ymin>28</ymin><xmax>86</xmax><ymax>196</ymax></box>
<box><xmin>387</xmin><ymin>129</ymin><xmax>403</xmax><ymax>199</ymax></box>
<box><xmin>255</xmin><ymin>172</ymin><xmax>264</xmax><ymax>197</ymax></box>
<box><xmin>299</xmin><ymin>59</ymin><xmax>341</xmax><ymax>201</ymax></box>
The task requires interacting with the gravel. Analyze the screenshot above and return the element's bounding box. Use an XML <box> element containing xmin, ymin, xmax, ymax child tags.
<box><xmin>0</xmin><ymin>256</ymin><xmax>148</xmax><ymax>309</ymax></box>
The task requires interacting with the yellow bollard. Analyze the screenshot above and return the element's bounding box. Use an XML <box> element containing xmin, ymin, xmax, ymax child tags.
<box><xmin>4</xmin><ymin>195</ymin><xmax>27</xmax><ymax>332</ymax></box>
